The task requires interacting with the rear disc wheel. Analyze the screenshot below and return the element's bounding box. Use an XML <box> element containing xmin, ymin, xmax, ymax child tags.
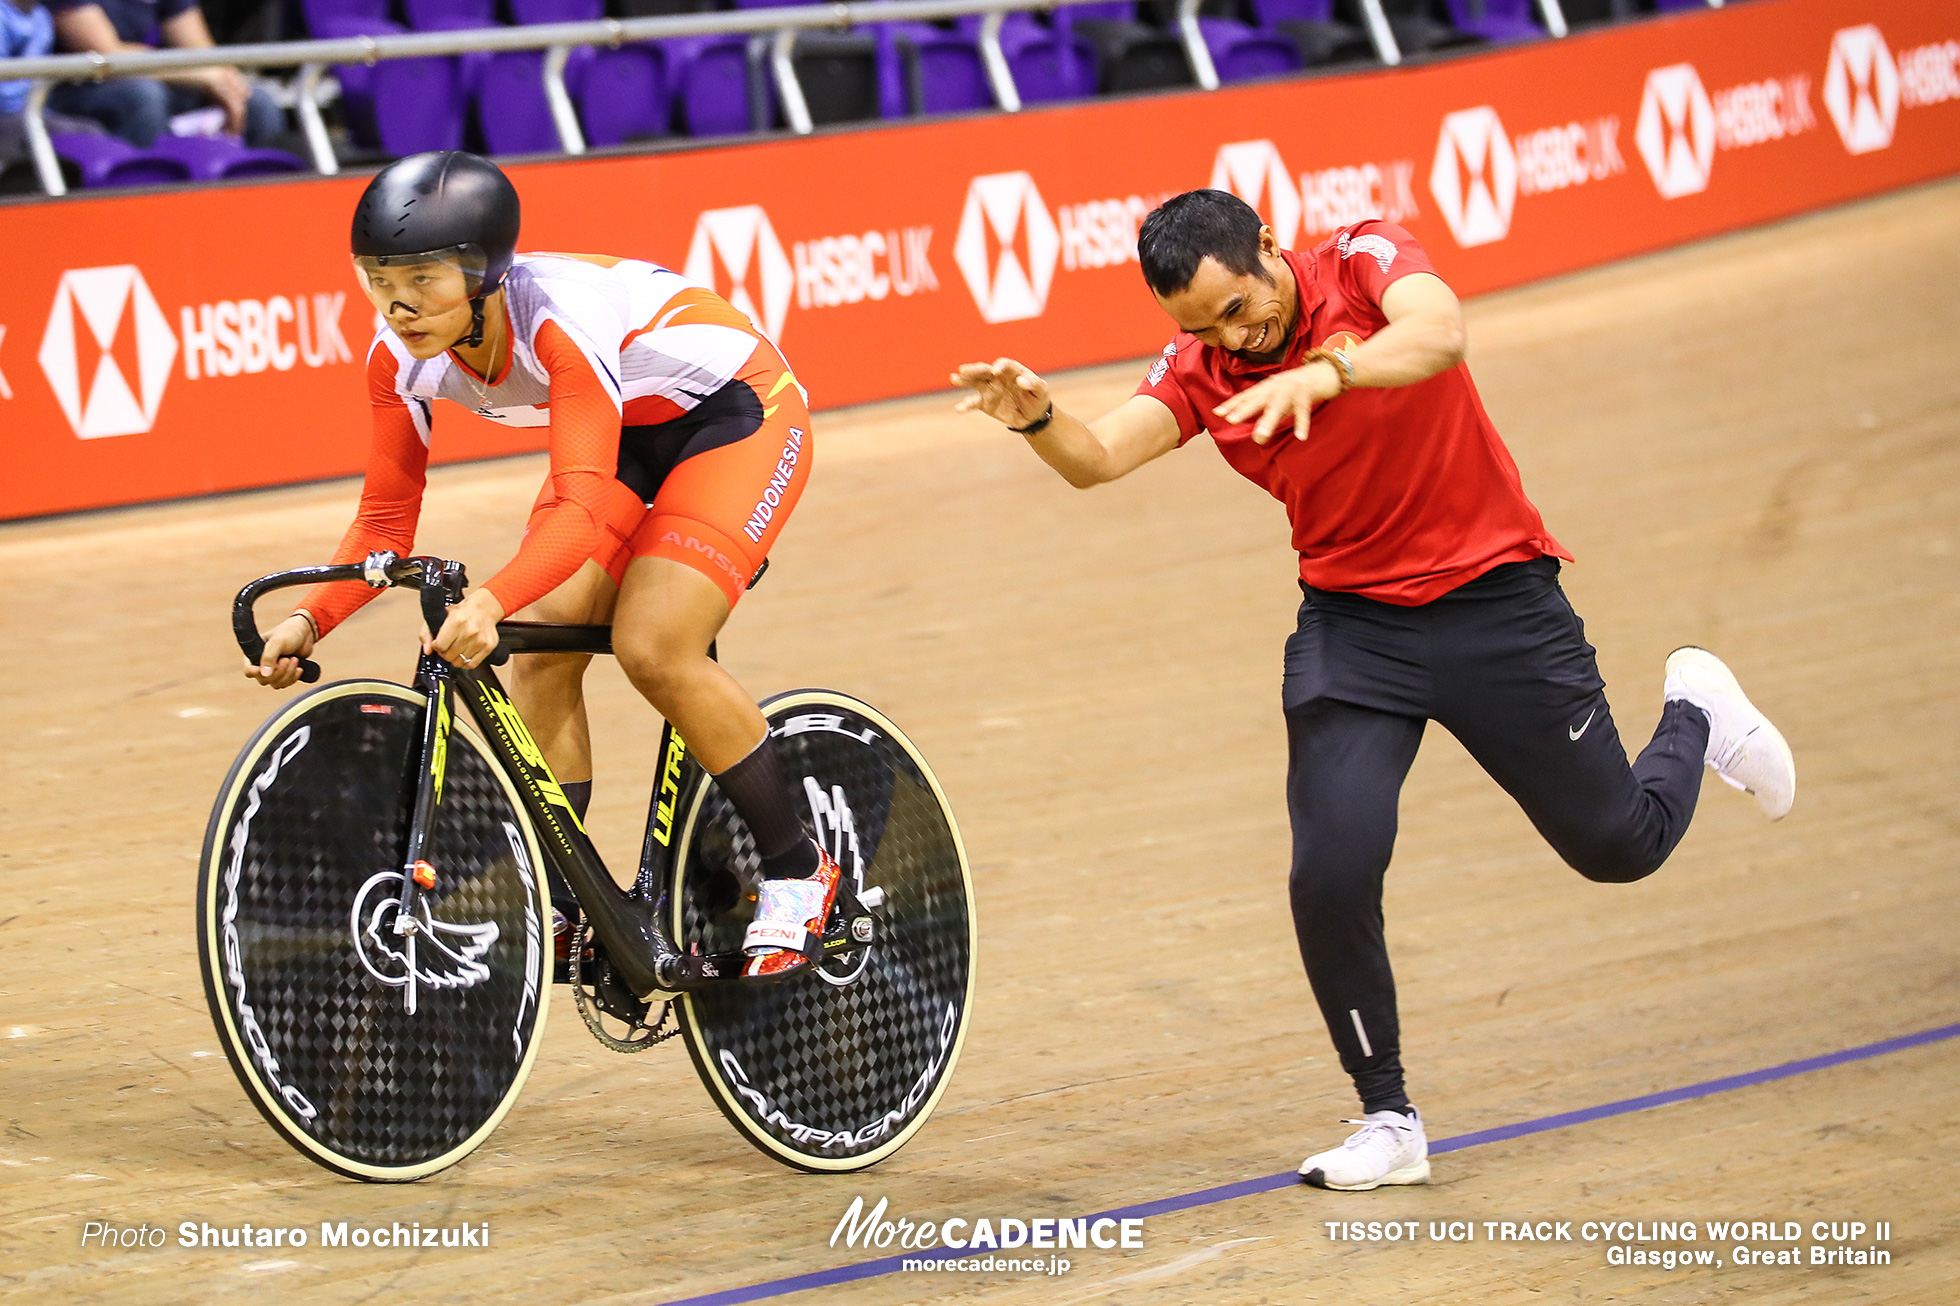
<box><xmin>671</xmin><ymin>689</ymin><xmax>975</xmax><ymax>1172</ymax></box>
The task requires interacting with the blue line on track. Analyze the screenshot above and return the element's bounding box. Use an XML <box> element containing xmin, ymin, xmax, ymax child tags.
<box><xmin>651</xmin><ymin>1022</ymin><xmax>1960</xmax><ymax>1306</ymax></box>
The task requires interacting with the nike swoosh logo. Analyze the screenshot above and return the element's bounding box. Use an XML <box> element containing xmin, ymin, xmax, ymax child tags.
<box><xmin>1569</xmin><ymin>710</ymin><xmax>1597</xmax><ymax>741</ymax></box>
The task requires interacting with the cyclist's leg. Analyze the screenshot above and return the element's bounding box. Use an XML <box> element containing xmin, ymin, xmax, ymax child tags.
<box><xmin>614</xmin><ymin>557</ymin><xmax>820</xmax><ymax>890</ymax></box>
<box><xmin>505</xmin><ymin>559</ymin><xmax>620</xmax><ymax>794</ymax></box>
<box><xmin>611</xmin><ymin>356</ymin><xmax>828</xmax><ymax>970</ymax></box>
<box><xmin>504</xmin><ymin>486</ymin><xmax>638</xmax><ymax>920</ymax></box>
<box><xmin>612</xmin><ymin>557</ymin><xmax>760</xmax><ymax>771</ymax></box>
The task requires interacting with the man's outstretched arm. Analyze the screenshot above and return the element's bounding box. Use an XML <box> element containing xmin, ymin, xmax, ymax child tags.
<box><xmin>951</xmin><ymin>358</ymin><xmax>1182</xmax><ymax>489</ymax></box>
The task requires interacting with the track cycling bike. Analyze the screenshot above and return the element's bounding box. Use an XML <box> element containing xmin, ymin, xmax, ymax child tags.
<box><xmin>199</xmin><ymin>551</ymin><xmax>975</xmax><ymax>1181</ymax></box>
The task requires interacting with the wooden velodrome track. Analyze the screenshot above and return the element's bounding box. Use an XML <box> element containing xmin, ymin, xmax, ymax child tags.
<box><xmin>3</xmin><ymin>178</ymin><xmax>1956</xmax><ymax>1306</ymax></box>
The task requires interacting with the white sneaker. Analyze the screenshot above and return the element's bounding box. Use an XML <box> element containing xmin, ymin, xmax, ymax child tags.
<box><xmin>1663</xmin><ymin>647</ymin><xmax>1796</xmax><ymax>820</ymax></box>
<box><xmin>1299</xmin><ymin>1107</ymin><xmax>1430</xmax><ymax>1191</ymax></box>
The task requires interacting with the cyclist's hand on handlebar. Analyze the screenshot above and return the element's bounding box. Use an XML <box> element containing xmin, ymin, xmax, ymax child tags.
<box><xmin>248</xmin><ymin>614</ymin><xmax>317</xmax><ymax>689</ymax></box>
<box><xmin>426</xmin><ymin>589</ymin><xmax>505</xmax><ymax>670</ymax></box>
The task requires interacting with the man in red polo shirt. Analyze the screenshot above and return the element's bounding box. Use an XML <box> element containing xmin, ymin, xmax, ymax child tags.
<box><xmin>953</xmin><ymin>189</ymin><xmax>1795</xmax><ymax>1191</ymax></box>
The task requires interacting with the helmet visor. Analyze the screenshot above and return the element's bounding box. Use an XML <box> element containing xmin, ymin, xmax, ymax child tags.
<box><xmin>352</xmin><ymin>244</ymin><xmax>488</xmax><ymax>319</ymax></box>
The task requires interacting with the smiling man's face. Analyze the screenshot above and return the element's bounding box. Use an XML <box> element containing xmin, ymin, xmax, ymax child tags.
<box><xmin>1152</xmin><ymin>226</ymin><xmax>1300</xmax><ymax>367</ymax></box>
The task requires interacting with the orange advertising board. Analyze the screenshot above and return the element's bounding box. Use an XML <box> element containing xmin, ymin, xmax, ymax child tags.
<box><xmin>3</xmin><ymin>0</ymin><xmax>1957</xmax><ymax>520</ymax></box>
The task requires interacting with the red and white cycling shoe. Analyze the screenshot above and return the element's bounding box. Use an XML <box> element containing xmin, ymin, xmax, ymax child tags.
<box><xmin>742</xmin><ymin>843</ymin><xmax>844</xmax><ymax>979</ymax></box>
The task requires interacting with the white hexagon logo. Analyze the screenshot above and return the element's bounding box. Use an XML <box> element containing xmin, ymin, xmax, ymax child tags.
<box><xmin>1635</xmin><ymin>64</ymin><xmax>1718</xmax><ymax>200</ymax></box>
<box><xmin>1428</xmin><ymin>107</ymin><xmax>1518</xmax><ymax>248</ymax></box>
<box><xmin>953</xmin><ymin>172</ymin><xmax>1061</xmax><ymax>324</ymax></box>
<box><xmin>38</xmin><ymin>265</ymin><xmax>177</xmax><ymax>439</ymax></box>
<box><xmin>1824</xmin><ymin>25</ymin><xmax>1900</xmax><ymax>155</ymax></box>
<box><xmin>683</xmin><ymin>205</ymin><xmax>794</xmax><ymax>342</ymax></box>
<box><xmin>1209</xmin><ymin>140</ymin><xmax>1301</xmax><ymax>249</ymax></box>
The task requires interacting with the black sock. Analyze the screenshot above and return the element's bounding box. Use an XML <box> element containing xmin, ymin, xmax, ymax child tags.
<box><xmin>713</xmin><ymin>737</ymin><xmax>818</xmax><ymax>880</ymax></box>
<box><xmin>545</xmin><ymin>780</ymin><xmax>592</xmax><ymax>920</ymax></box>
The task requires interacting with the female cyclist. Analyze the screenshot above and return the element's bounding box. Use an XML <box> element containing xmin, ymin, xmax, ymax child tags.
<box><xmin>245</xmin><ymin>150</ymin><xmax>836</xmax><ymax>980</ymax></box>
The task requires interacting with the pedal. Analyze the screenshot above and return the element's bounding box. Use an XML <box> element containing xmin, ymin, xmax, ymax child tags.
<box><xmin>817</xmin><ymin>916</ymin><xmax>875</xmax><ymax>951</ymax></box>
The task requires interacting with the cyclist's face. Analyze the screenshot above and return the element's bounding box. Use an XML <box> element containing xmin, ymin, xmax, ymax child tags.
<box><xmin>357</xmin><ymin>260</ymin><xmax>474</xmax><ymax>357</ymax></box>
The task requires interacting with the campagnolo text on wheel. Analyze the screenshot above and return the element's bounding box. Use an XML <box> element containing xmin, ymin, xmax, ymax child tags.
<box><xmin>197</xmin><ymin>152</ymin><xmax>975</xmax><ymax>1181</ymax></box>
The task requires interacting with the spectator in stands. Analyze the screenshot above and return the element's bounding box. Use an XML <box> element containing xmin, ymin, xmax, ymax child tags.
<box><xmin>2</xmin><ymin>0</ymin><xmax>107</xmax><ymax>172</ymax></box>
<box><xmin>46</xmin><ymin>0</ymin><xmax>283</xmax><ymax>146</ymax></box>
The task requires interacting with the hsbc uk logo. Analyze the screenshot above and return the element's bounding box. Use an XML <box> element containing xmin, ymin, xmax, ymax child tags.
<box><xmin>1212</xmin><ymin>141</ymin><xmax>1300</xmax><ymax>246</ymax></box>
<box><xmin>38</xmin><ymin>266</ymin><xmax>177</xmax><ymax>439</ymax></box>
<box><xmin>28</xmin><ymin>267</ymin><xmax>360</xmax><ymax>441</ymax></box>
<box><xmin>1824</xmin><ymin>25</ymin><xmax>1900</xmax><ymax>154</ymax></box>
<box><xmin>1210</xmin><ymin>140</ymin><xmax>1419</xmax><ymax>249</ymax></box>
<box><xmin>953</xmin><ymin>172</ymin><xmax>1179</xmax><ymax>321</ymax></box>
<box><xmin>1636</xmin><ymin>66</ymin><xmax>1717</xmax><ymax>199</ymax></box>
<box><xmin>1427</xmin><ymin>106</ymin><xmax>1624</xmax><ymax>247</ymax></box>
<box><xmin>1429</xmin><ymin>108</ymin><xmax>1518</xmax><ymax>247</ymax></box>
<box><xmin>685</xmin><ymin>206</ymin><xmax>795</xmax><ymax>342</ymax></box>
<box><xmin>953</xmin><ymin>172</ymin><xmax>1060</xmax><ymax>324</ymax></box>
<box><xmin>1635</xmin><ymin>62</ymin><xmax>1817</xmax><ymax>201</ymax></box>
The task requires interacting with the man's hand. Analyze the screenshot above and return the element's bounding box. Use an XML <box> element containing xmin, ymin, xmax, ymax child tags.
<box><xmin>427</xmin><ymin>589</ymin><xmax>506</xmax><ymax>671</ymax></box>
<box><xmin>247</xmin><ymin>613</ymin><xmax>316</xmax><ymax>689</ymax></box>
<box><xmin>1213</xmin><ymin>359</ymin><xmax>1344</xmax><ymax>445</ymax></box>
<box><xmin>950</xmin><ymin>358</ymin><xmax>1051</xmax><ymax>430</ymax></box>
<box><xmin>200</xmin><ymin>67</ymin><xmax>251</xmax><ymax>134</ymax></box>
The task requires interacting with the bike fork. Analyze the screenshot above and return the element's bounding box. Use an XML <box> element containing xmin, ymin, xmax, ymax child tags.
<box><xmin>387</xmin><ymin>652</ymin><xmax>454</xmax><ymax>1015</ymax></box>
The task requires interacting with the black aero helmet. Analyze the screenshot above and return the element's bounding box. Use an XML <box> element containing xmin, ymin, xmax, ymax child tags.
<box><xmin>351</xmin><ymin>151</ymin><xmax>520</xmax><ymax>346</ymax></box>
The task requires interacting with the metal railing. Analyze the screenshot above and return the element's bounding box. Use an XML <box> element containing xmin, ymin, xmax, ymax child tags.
<box><xmin>3</xmin><ymin>0</ymin><xmax>1597</xmax><ymax>199</ymax></box>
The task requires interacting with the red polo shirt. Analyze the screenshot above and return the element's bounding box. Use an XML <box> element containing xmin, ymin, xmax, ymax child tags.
<box><xmin>1135</xmin><ymin>221</ymin><xmax>1568</xmax><ymax>605</ymax></box>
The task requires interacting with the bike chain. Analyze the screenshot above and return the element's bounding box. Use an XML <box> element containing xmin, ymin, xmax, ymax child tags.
<box><xmin>568</xmin><ymin>919</ymin><xmax>680</xmax><ymax>1053</ymax></box>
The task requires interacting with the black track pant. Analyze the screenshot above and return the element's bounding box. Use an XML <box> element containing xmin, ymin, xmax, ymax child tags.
<box><xmin>1281</xmin><ymin>559</ymin><xmax>1710</xmax><ymax>1112</ymax></box>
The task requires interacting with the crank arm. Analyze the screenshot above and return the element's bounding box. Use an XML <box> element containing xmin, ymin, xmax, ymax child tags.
<box><xmin>665</xmin><ymin>914</ymin><xmax>880</xmax><ymax>989</ymax></box>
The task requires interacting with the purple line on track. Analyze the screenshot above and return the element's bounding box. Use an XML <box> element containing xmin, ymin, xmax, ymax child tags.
<box><xmin>651</xmin><ymin>1022</ymin><xmax>1960</xmax><ymax>1306</ymax></box>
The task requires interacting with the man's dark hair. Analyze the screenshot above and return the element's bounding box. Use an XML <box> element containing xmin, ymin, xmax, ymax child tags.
<box><xmin>1137</xmin><ymin>190</ymin><xmax>1273</xmax><ymax>298</ymax></box>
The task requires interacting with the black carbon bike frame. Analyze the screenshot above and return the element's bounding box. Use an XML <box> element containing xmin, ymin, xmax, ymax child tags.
<box><xmin>232</xmin><ymin>550</ymin><xmax>875</xmax><ymax>1000</ymax></box>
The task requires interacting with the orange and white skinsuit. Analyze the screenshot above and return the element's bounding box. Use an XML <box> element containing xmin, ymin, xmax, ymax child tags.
<box><xmin>301</xmin><ymin>253</ymin><xmax>812</xmax><ymax>632</ymax></box>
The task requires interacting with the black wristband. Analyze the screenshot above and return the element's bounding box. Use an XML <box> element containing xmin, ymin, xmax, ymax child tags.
<box><xmin>1008</xmin><ymin>403</ymin><xmax>1055</xmax><ymax>436</ymax></box>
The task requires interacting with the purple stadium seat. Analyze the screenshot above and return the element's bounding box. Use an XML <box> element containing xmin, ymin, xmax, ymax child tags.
<box><xmin>580</xmin><ymin>45</ymin><xmax>670</xmax><ymax>146</ymax></box>
<box><xmin>299</xmin><ymin>0</ymin><xmax>394</xmax><ymax>31</ymax></box>
<box><xmin>370</xmin><ymin>56</ymin><xmax>468</xmax><ymax>154</ymax></box>
<box><xmin>144</xmin><ymin>134</ymin><xmax>307</xmax><ymax>179</ymax></box>
<box><xmin>1250</xmin><ymin>0</ymin><xmax>1334</xmax><ymax>21</ymax></box>
<box><xmin>399</xmin><ymin>0</ymin><xmax>495</xmax><ymax>107</ymax></box>
<box><xmin>1650</xmin><ymin>0</ymin><xmax>1709</xmax><ymax>9</ymax></box>
<box><xmin>1247</xmin><ymin>0</ymin><xmax>1373</xmax><ymax>65</ymax></box>
<box><xmin>1068</xmin><ymin>1</ymin><xmax>1134</xmax><ymax>22</ymax></box>
<box><xmin>1441</xmin><ymin>0</ymin><xmax>1541</xmax><ymax>43</ymax></box>
<box><xmin>477</xmin><ymin>47</ymin><xmax>597</xmax><ymax>155</ymax></box>
<box><xmin>667</xmin><ymin>35</ymin><xmax>766</xmax><ymax>136</ymax></box>
<box><xmin>402</xmin><ymin>0</ymin><xmax>494</xmax><ymax>30</ymax></box>
<box><xmin>1061</xmin><ymin>1</ymin><xmax>1194</xmax><ymax>93</ymax></box>
<box><xmin>1199</xmin><ymin>16</ymin><xmax>1302</xmax><ymax>82</ymax></box>
<box><xmin>221</xmin><ymin>148</ymin><xmax>311</xmax><ymax>178</ymax></box>
<box><xmin>299</xmin><ymin>1</ymin><xmax>403</xmax><ymax>149</ymax></box>
<box><xmin>877</xmin><ymin>22</ymin><xmax>991</xmax><ymax>116</ymax></box>
<box><xmin>508</xmin><ymin>0</ymin><xmax>600</xmax><ymax>21</ymax></box>
<box><xmin>976</xmin><ymin>13</ymin><xmax>1095</xmax><ymax>105</ymax></box>
<box><xmin>50</xmin><ymin>133</ymin><xmax>193</xmax><ymax>187</ymax></box>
